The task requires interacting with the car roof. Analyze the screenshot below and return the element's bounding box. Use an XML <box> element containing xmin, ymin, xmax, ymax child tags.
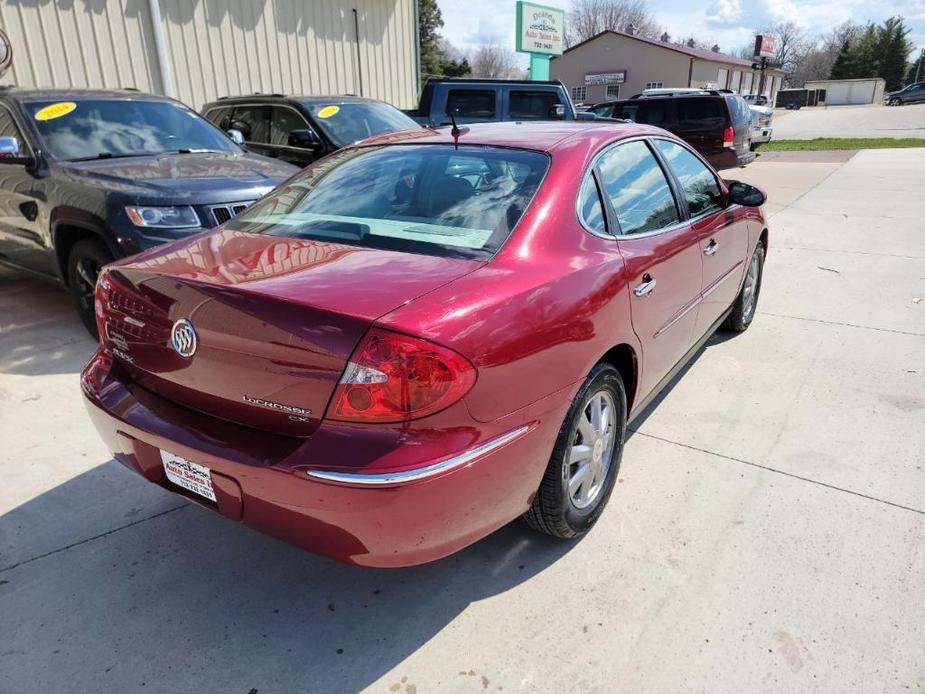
<box><xmin>1</xmin><ymin>87</ymin><xmax>173</xmax><ymax>103</ymax></box>
<box><xmin>356</xmin><ymin>120</ymin><xmax>669</xmax><ymax>153</ymax></box>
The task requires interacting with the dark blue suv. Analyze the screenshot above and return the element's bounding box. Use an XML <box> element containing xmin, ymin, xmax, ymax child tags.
<box><xmin>0</xmin><ymin>88</ymin><xmax>298</xmax><ymax>335</ymax></box>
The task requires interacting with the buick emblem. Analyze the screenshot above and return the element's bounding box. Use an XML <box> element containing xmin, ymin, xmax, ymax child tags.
<box><xmin>170</xmin><ymin>318</ymin><xmax>198</xmax><ymax>358</ymax></box>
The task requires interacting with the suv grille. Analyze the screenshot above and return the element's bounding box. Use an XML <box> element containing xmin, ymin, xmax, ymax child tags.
<box><xmin>210</xmin><ymin>202</ymin><xmax>254</xmax><ymax>226</ymax></box>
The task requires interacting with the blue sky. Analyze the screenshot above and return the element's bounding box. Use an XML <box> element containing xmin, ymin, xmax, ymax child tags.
<box><xmin>437</xmin><ymin>0</ymin><xmax>925</xmax><ymax>67</ymax></box>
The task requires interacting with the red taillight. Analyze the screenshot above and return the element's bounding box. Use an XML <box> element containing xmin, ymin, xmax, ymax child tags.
<box><xmin>94</xmin><ymin>269</ymin><xmax>111</xmax><ymax>343</ymax></box>
<box><xmin>327</xmin><ymin>328</ymin><xmax>476</xmax><ymax>423</ymax></box>
<box><xmin>723</xmin><ymin>126</ymin><xmax>735</xmax><ymax>147</ymax></box>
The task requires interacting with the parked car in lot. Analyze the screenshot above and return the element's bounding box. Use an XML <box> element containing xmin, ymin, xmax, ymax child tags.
<box><xmin>742</xmin><ymin>94</ymin><xmax>770</xmax><ymax>106</ymax></box>
<box><xmin>748</xmin><ymin>103</ymin><xmax>774</xmax><ymax>149</ymax></box>
<box><xmin>81</xmin><ymin>121</ymin><xmax>769</xmax><ymax>567</ymax></box>
<box><xmin>404</xmin><ymin>78</ymin><xmax>595</xmax><ymax>126</ymax></box>
<box><xmin>0</xmin><ymin>88</ymin><xmax>298</xmax><ymax>335</ymax></box>
<box><xmin>201</xmin><ymin>94</ymin><xmax>420</xmax><ymax>166</ymax></box>
<box><xmin>884</xmin><ymin>82</ymin><xmax>925</xmax><ymax>106</ymax></box>
<box><xmin>587</xmin><ymin>91</ymin><xmax>755</xmax><ymax>169</ymax></box>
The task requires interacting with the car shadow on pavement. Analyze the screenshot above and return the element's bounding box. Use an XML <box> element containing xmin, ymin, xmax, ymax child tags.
<box><xmin>0</xmin><ymin>460</ymin><xmax>578</xmax><ymax>693</ymax></box>
<box><xmin>0</xmin><ymin>268</ymin><xmax>97</xmax><ymax>376</ymax></box>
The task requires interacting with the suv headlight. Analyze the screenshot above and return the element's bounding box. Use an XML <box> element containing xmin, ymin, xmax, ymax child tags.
<box><xmin>125</xmin><ymin>205</ymin><xmax>200</xmax><ymax>229</ymax></box>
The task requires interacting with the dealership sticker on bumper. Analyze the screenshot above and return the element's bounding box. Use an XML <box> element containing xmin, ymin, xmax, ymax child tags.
<box><xmin>161</xmin><ymin>451</ymin><xmax>216</xmax><ymax>502</ymax></box>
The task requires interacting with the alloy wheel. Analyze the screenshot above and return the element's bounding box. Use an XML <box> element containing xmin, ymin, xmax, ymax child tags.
<box><xmin>74</xmin><ymin>257</ymin><xmax>99</xmax><ymax>313</ymax></box>
<box><xmin>566</xmin><ymin>389</ymin><xmax>617</xmax><ymax>509</ymax></box>
<box><xmin>742</xmin><ymin>250</ymin><xmax>761</xmax><ymax>321</ymax></box>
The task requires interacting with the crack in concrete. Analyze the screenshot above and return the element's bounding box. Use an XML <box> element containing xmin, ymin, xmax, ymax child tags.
<box><xmin>757</xmin><ymin>311</ymin><xmax>925</xmax><ymax>337</ymax></box>
<box><xmin>632</xmin><ymin>430</ymin><xmax>925</xmax><ymax>517</ymax></box>
<box><xmin>0</xmin><ymin>503</ymin><xmax>189</xmax><ymax>574</ymax></box>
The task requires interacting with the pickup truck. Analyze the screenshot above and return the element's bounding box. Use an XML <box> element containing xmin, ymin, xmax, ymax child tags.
<box><xmin>404</xmin><ymin>78</ymin><xmax>595</xmax><ymax>126</ymax></box>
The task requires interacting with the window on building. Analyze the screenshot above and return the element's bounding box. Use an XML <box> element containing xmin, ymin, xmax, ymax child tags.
<box><xmin>645</xmin><ymin>81</ymin><xmax>663</xmax><ymax>90</ymax></box>
<box><xmin>445</xmin><ymin>89</ymin><xmax>497</xmax><ymax>119</ymax></box>
<box><xmin>730</xmin><ymin>70</ymin><xmax>742</xmax><ymax>93</ymax></box>
<box><xmin>596</xmin><ymin>141</ymin><xmax>679</xmax><ymax>235</ymax></box>
<box><xmin>509</xmin><ymin>90</ymin><xmax>562</xmax><ymax>120</ymax></box>
<box><xmin>571</xmin><ymin>86</ymin><xmax>587</xmax><ymax>103</ymax></box>
<box><xmin>605</xmin><ymin>85</ymin><xmax>621</xmax><ymax>99</ymax></box>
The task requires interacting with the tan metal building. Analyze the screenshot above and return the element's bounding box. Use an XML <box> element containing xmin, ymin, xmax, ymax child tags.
<box><xmin>0</xmin><ymin>0</ymin><xmax>419</xmax><ymax>110</ymax></box>
<box><xmin>551</xmin><ymin>30</ymin><xmax>785</xmax><ymax>105</ymax></box>
<box><xmin>803</xmin><ymin>78</ymin><xmax>886</xmax><ymax>106</ymax></box>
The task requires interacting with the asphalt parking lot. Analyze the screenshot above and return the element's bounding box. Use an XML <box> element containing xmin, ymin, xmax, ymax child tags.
<box><xmin>1</xmin><ymin>148</ymin><xmax>923</xmax><ymax>693</ymax></box>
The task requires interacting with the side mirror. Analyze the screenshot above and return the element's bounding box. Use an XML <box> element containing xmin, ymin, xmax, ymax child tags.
<box><xmin>287</xmin><ymin>128</ymin><xmax>323</xmax><ymax>150</ymax></box>
<box><xmin>549</xmin><ymin>104</ymin><xmax>566</xmax><ymax>120</ymax></box>
<box><xmin>0</xmin><ymin>137</ymin><xmax>35</xmax><ymax>167</ymax></box>
<box><xmin>226</xmin><ymin>129</ymin><xmax>245</xmax><ymax>145</ymax></box>
<box><xmin>727</xmin><ymin>180</ymin><xmax>766</xmax><ymax>207</ymax></box>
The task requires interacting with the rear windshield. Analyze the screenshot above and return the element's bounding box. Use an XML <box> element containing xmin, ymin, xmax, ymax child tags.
<box><xmin>225</xmin><ymin>144</ymin><xmax>549</xmax><ymax>260</ymax></box>
<box><xmin>303</xmin><ymin>102</ymin><xmax>418</xmax><ymax>148</ymax></box>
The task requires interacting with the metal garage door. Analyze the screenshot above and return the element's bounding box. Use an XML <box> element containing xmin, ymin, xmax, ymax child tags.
<box><xmin>825</xmin><ymin>82</ymin><xmax>874</xmax><ymax>105</ymax></box>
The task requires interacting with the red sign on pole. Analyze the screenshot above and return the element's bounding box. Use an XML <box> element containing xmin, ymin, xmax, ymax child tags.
<box><xmin>754</xmin><ymin>34</ymin><xmax>776</xmax><ymax>59</ymax></box>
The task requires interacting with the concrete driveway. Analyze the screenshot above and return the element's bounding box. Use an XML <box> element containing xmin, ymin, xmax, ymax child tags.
<box><xmin>772</xmin><ymin>102</ymin><xmax>925</xmax><ymax>139</ymax></box>
<box><xmin>1</xmin><ymin>149</ymin><xmax>923</xmax><ymax>693</ymax></box>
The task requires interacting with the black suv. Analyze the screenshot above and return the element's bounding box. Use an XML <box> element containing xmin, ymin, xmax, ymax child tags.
<box><xmin>0</xmin><ymin>88</ymin><xmax>298</xmax><ymax>334</ymax></box>
<box><xmin>201</xmin><ymin>94</ymin><xmax>419</xmax><ymax>167</ymax></box>
<box><xmin>588</xmin><ymin>91</ymin><xmax>754</xmax><ymax>169</ymax></box>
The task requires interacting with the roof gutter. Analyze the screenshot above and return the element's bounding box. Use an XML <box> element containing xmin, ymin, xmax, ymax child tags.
<box><xmin>148</xmin><ymin>0</ymin><xmax>174</xmax><ymax>97</ymax></box>
<box><xmin>687</xmin><ymin>58</ymin><xmax>693</xmax><ymax>88</ymax></box>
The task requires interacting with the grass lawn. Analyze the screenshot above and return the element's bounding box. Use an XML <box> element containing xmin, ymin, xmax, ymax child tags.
<box><xmin>762</xmin><ymin>138</ymin><xmax>925</xmax><ymax>151</ymax></box>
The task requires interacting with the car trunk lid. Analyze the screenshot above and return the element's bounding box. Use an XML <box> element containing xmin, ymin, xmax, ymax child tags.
<box><xmin>99</xmin><ymin>230</ymin><xmax>480</xmax><ymax>436</ymax></box>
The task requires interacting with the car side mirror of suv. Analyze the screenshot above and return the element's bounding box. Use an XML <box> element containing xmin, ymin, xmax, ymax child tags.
<box><xmin>288</xmin><ymin>129</ymin><xmax>323</xmax><ymax>151</ymax></box>
<box><xmin>726</xmin><ymin>180</ymin><xmax>766</xmax><ymax>207</ymax></box>
<box><xmin>549</xmin><ymin>104</ymin><xmax>566</xmax><ymax>120</ymax></box>
<box><xmin>226</xmin><ymin>129</ymin><xmax>245</xmax><ymax>146</ymax></box>
<box><xmin>0</xmin><ymin>137</ymin><xmax>36</xmax><ymax>168</ymax></box>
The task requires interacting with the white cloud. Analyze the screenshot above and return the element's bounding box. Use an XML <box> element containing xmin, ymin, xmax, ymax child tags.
<box><xmin>706</xmin><ymin>0</ymin><xmax>744</xmax><ymax>26</ymax></box>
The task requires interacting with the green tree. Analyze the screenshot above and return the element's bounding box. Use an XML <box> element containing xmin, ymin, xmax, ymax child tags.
<box><xmin>418</xmin><ymin>0</ymin><xmax>445</xmax><ymax>80</ymax></box>
<box><xmin>875</xmin><ymin>17</ymin><xmax>912</xmax><ymax>91</ymax></box>
<box><xmin>441</xmin><ymin>57</ymin><xmax>471</xmax><ymax>77</ymax></box>
<box><xmin>829</xmin><ymin>39</ymin><xmax>852</xmax><ymax>79</ymax></box>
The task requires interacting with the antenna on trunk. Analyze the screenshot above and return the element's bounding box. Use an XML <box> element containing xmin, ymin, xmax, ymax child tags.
<box><xmin>449</xmin><ymin>110</ymin><xmax>461</xmax><ymax>150</ymax></box>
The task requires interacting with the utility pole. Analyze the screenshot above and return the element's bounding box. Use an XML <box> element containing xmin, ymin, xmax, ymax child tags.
<box><xmin>916</xmin><ymin>47</ymin><xmax>924</xmax><ymax>83</ymax></box>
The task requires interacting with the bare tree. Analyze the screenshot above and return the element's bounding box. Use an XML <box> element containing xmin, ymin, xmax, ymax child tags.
<box><xmin>469</xmin><ymin>43</ymin><xmax>521</xmax><ymax>79</ymax></box>
<box><xmin>566</xmin><ymin>0</ymin><xmax>661</xmax><ymax>46</ymax></box>
<box><xmin>762</xmin><ymin>21</ymin><xmax>810</xmax><ymax>80</ymax></box>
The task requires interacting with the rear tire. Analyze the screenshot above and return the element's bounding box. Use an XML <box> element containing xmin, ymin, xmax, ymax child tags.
<box><xmin>523</xmin><ymin>363</ymin><xmax>627</xmax><ymax>539</ymax></box>
<box><xmin>888</xmin><ymin>97</ymin><xmax>902</xmax><ymax>106</ymax></box>
<box><xmin>723</xmin><ymin>243</ymin><xmax>765</xmax><ymax>333</ymax></box>
<box><xmin>67</xmin><ymin>238</ymin><xmax>112</xmax><ymax>339</ymax></box>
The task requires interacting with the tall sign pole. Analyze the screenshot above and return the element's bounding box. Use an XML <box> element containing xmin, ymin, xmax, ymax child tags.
<box><xmin>515</xmin><ymin>1</ymin><xmax>565</xmax><ymax>81</ymax></box>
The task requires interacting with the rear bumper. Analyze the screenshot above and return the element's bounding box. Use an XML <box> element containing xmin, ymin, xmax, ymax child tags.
<box><xmin>707</xmin><ymin>148</ymin><xmax>756</xmax><ymax>170</ymax></box>
<box><xmin>81</xmin><ymin>352</ymin><xmax>565</xmax><ymax>567</ymax></box>
<box><xmin>751</xmin><ymin>126</ymin><xmax>773</xmax><ymax>144</ymax></box>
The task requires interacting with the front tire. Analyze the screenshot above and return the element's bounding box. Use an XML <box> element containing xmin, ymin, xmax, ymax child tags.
<box><xmin>523</xmin><ymin>363</ymin><xmax>627</xmax><ymax>539</ymax></box>
<box><xmin>67</xmin><ymin>238</ymin><xmax>112</xmax><ymax>338</ymax></box>
<box><xmin>723</xmin><ymin>243</ymin><xmax>765</xmax><ymax>333</ymax></box>
<box><xmin>889</xmin><ymin>97</ymin><xmax>902</xmax><ymax>106</ymax></box>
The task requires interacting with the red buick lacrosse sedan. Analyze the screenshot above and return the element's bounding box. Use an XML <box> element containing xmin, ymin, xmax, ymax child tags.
<box><xmin>81</xmin><ymin>122</ymin><xmax>768</xmax><ymax>567</ymax></box>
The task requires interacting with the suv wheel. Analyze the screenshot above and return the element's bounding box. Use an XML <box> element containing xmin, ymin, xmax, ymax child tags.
<box><xmin>67</xmin><ymin>238</ymin><xmax>112</xmax><ymax>338</ymax></box>
<box><xmin>522</xmin><ymin>363</ymin><xmax>627</xmax><ymax>538</ymax></box>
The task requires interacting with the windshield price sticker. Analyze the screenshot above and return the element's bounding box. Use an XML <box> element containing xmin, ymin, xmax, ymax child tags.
<box><xmin>34</xmin><ymin>102</ymin><xmax>77</xmax><ymax>121</ymax></box>
<box><xmin>317</xmin><ymin>105</ymin><xmax>340</xmax><ymax>119</ymax></box>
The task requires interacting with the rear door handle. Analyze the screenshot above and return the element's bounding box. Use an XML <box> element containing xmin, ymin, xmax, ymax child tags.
<box><xmin>633</xmin><ymin>273</ymin><xmax>656</xmax><ymax>297</ymax></box>
<box><xmin>704</xmin><ymin>239</ymin><xmax>718</xmax><ymax>256</ymax></box>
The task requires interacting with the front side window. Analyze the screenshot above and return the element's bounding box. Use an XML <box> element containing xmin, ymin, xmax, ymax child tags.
<box><xmin>509</xmin><ymin>90</ymin><xmax>562</xmax><ymax>120</ymax></box>
<box><xmin>203</xmin><ymin>106</ymin><xmax>233</xmax><ymax>131</ymax></box>
<box><xmin>596</xmin><ymin>140</ymin><xmax>679</xmax><ymax>235</ymax></box>
<box><xmin>0</xmin><ymin>106</ymin><xmax>28</xmax><ymax>156</ymax></box>
<box><xmin>269</xmin><ymin>106</ymin><xmax>311</xmax><ymax>146</ymax></box>
<box><xmin>445</xmin><ymin>90</ymin><xmax>497</xmax><ymax>119</ymax></box>
<box><xmin>25</xmin><ymin>99</ymin><xmax>238</xmax><ymax>160</ymax></box>
<box><xmin>654</xmin><ymin>140</ymin><xmax>723</xmax><ymax>216</ymax></box>
<box><xmin>226</xmin><ymin>145</ymin><xmax>549</xmax><ymax>260</ymax></box>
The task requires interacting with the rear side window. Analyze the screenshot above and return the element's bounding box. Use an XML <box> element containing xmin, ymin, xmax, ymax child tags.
<box><xmin>203</xmin><ymin>106</ymin><xmax>233</xmax><ymax>130</ymax></box>
<box><xmin>230</xmin><ymin>105</ymin><xmax>270</xmax><ymax>143</ymax></box>
<box><xmin>445</xmin><ymin>90</ymin><xmax>497</xmax><ymax>119</ymax></box>
<box><xmin>509</xmin><ymin>90</ymin><xmax>561</xmax><ymax>120</ymax></box>
<box><xmin>617</xmin><ymin>101</ymin><xmax>667</xmax><ymax>126</ymax></box>
<box><xmin>578</xmin><ymin>174</ymin><xmax>606</xmax><ymax>234</ymax></box>
<box><xmin>725</xmin><ymin>95</ymin><xmax>750</xmax><ymax>125</ymax></box>
<box><xmin>596</xmin><ymin>141</ymin><xmax>679</xmax><ymax>235</ymax></box>
<box><xmin>677</xmin><ymin>98</ymin><xmax>724</xmax><ymax>128</ymax></box>
<box><xmin>226</xmin><ymin>145</ymin><xmax>549</xmax><ymax>260</ymax></box>
<box><xmin>654</xmin><ymin>140</ymin><xmax>723</xmax><ymax>216</ymax></box>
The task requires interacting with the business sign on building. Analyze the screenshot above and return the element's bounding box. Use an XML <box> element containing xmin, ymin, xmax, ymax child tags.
<box><xmin>516</xmin><ymin>1</ymin><xmax>565</xmax><ymax>56</ymax></box>
<box><xmin>585</xmin><ymin>70</ymin><xmax>626</xmax><ymax>85</ymax></box>
<box><xmin>754</xmin><ymin>34</ymin><xmax>776</xmax><ymax>58</ymax></box>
